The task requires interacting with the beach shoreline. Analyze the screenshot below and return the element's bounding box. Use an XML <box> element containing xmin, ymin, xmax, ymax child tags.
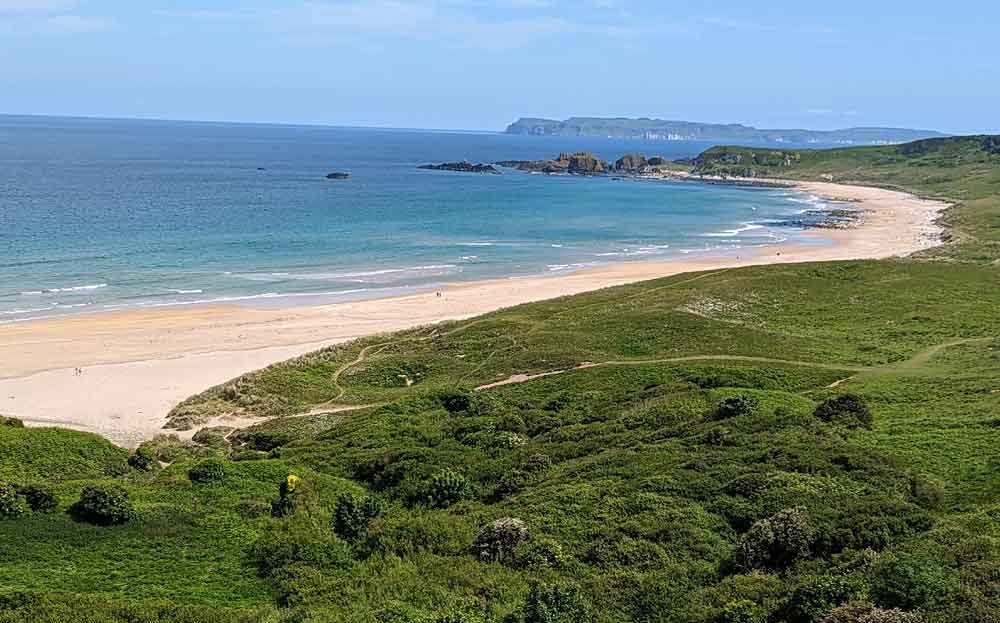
<box><xmin>0</xmin><ymin>180</ymin><xmax>949</xmax><ymax>446</ymax></box>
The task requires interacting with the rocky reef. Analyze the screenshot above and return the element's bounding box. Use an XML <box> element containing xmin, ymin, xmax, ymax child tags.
<box><xmin>495</xmin><ymin>152</ymin><xmax>608</xmax><ymax>175</ymax></box>
<box><xmin>419</xmin><ymin>162</ymin><xmax>500</xmax><ymax>174</ymax></box>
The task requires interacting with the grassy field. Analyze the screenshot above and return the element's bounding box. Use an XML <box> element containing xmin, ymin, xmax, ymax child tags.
<box><xmin>1</xmin><ymin>135</ymin><xmax>998</xmax><ymax>623</ymax></box>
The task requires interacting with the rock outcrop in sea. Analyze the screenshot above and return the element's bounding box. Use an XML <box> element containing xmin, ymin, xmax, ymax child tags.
<box><xmin>495</xmin><ymin>152</ymin><xmax>608</xmax><ymax>175</ymax></box>
<box><xmin>613</xmin><ymin>154</ymin><xmax>648</xmax><ymax>172</ymax></box>
<box><xmin>419</xmin><ymin>162</ymin><xmax>500</xmax><ymax>174</ymax></box>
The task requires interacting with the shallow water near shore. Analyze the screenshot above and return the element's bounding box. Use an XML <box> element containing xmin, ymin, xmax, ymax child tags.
<box><xmin>1</xmin><ymin>116</ymin><xmax>844</xmax><ymax>323</ymax></box>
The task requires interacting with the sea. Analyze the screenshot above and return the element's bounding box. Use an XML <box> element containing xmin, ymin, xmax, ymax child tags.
<box><xmin>0</xmin><ymin>115</ymin><xmax>840</xmax><ymax>324</ymax></box>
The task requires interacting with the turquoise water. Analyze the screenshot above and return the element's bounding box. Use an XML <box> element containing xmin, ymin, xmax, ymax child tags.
<box><xmin>0</xmin><ymin>115</ymin><xmax>833</xmax><ymax>323</ymax></box>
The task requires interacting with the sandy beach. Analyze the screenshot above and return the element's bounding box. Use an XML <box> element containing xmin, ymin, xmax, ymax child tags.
<box><xmin>0</xmin><ymin>180</ymin><xmax>948</xmax><ymax>446</ymax></box>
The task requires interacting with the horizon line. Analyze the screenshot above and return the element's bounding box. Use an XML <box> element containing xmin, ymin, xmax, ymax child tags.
<box><xmin>3</xmin><ymin>111</ymin><xmax>990</xmax><ymax>138</ymax></box>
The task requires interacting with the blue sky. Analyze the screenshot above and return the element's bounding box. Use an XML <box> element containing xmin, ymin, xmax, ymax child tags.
<box><xmin>1</xmin><ymin>0</ymin><xmax>997</xmax><ymax>133</ymax></box>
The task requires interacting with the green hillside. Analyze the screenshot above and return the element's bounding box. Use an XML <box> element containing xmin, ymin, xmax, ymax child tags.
<box><xmin>2</xmin><ymin>136</ymin><xmax>999</xmax><ymax>623</ymax></box>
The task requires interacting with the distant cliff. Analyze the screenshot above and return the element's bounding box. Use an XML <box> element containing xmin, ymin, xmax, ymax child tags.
<box><xmin>505</xmin><ymin>117</ymin><xmax>947</xmax><ymax>146</ymax></box>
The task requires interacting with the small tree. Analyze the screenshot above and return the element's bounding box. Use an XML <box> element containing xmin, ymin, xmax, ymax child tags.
<box><xmin>426</xmin><ymin>469</ymin><xmax>474</xmax><ymax>508</ymax></box>
<box><xmin>0</xmin><ymin>415</ymin><xmax>24</xmax><ymax>428</ymax></box>
<box><xmin>471</xmin><ymin>517</ymin><xmax>529</xmax><ymax>562</ymax></box>
<box><xmin>188</xmin><ymin>458</ymin><xmax>226</xmax><ymax>484</ymax></box>
<box><xmin>737</xmin><ymin>507</ymin><xmax>814</xmax><ymax>571</ymax></box>
<box><xmin>0</xmin><ymin>482</ymin><xmax>29</xmax><ymax>519</ymax></box>
<box><xmin>128</xmin><ymin>446</ymin><xmax>159</xmax><ymax>472</ymax></box>
<box><xmin>333</xmin><ymin>492</ymin><xmax>386</xmax><ymax>540</ymax></box>
<box><xmin>522</xmin><ymin>581</ymin><xmax>591</xmax><ymax>623</ymax></box>
<box><xmin>814</xmin><ymin>394</ymin><xmax>873</xmax><ymax>429</ymax></box>
<box><xmin>68</xmin><ymin>484</ymin><xmax>135</xmax><ymax>526</ymax></box>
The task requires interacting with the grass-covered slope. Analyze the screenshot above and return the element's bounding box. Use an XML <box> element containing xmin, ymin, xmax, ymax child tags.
<box><xmin>2</xmin><ymin>135</ymin><xmax>999</xmax><ymax>623</ymax></box>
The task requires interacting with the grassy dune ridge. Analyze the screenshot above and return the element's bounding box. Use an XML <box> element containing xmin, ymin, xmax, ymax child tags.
<box><xmin>1</xmin><ymin>135</ymin><xmax>999</xmax><ymax>622</ymax></box>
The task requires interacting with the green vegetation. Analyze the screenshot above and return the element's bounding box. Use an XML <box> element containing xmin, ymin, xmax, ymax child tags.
<box><xmin>2</xmin><ymin>135</ymin><xmax>999</xmax><ymax>622</ymax></box>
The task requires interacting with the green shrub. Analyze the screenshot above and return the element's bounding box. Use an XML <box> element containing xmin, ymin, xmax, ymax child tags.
<box><xmin>521</xmin><ymin>453</ymin><xmax>552</xmax><ymax>473</ymax></box>
<box><xmin>470</xmin><ymin>517</ymin><xmax>529</xmax><ymax>562</ymax></box>
<box><xmin>251</xmin><ymin>514</ymin><xmax>353</xmax><ymax>579</ymax></box>
<box><xmin>128</xmin><ymin>446</ymin><xmax>159</xmax><ymax>472</ymax></box>
<box><xmin>814</xmin><ymin>394</ymin><xmax>873</xmax><ymax>429</ymax></box>
<box><xmin>784</xmin><ymin>574</ymin><xmax>864</xmax><ymax>623</ymax></box>
<box><xmin>425</xmin><ymin>469</ymin><xmax>473</xmax><ymax>508</ymax></box>
<box><xmin>68</xmin><ymin>484</ymin><xmax>135</xmax><ymax>526</ymax></box>
<box><xmin>0</xmin><ymin>482</ymin><xmax>29</xmax><ymax>519</ymax></box>
<box><xmin>710</xmin><ymin>395</ymin><xmax>760</xmax><ymax>420</ymax></box>
<box><xmin>438</xmin><ymin>389</ymin><xmax>473</xmax><ymax>414</ymax></box>
<box><xmin>0</xmin><ymin>415</ymin><xmax>24</xmax><ymax>428</ymax></box>
<box><xmin>719</xmin><ymin>599</ymin><xmax>766</xmax><ymax>623</ymax></box>
<box><xmin>16</xmin><ymin>483</ymin><xmax>58</xmax><ymax>513</ymax></box>
<box><xmin>870</xmin><ymin>552</ymin><xmax>959</xmax><ymax>610</ymax></box>
<box><xmin>820</xmin><ymin>601</ymin><xmax>925</xmax><ymax>623</ymax></box>
<box><xmin>907</xmin><ymin>474</ymin><xmax>944</xmax><ymax>509</ymax></box>
<box><xmin>522</xmin><ymin>581</ymin><xmax>591</xmax><ymax>623</ymax></box>
<box><xmin>272</xmin><ymin>474</ymin><xmax>314</xmax><ymax>517</ymax></box>
<box><xmin>188</xmin><ymin>458</ymin><xmax>226</xmax><ymax>484</ymax></box>
<box><xmin>239</xmin><ymin>430</ymin><xmax>293</xmax><ymax>452</ymax></box>
<box><xmin>431</xmin><ymin>607</ymin><xmax>486</xmax><ymax>623</ymax></box>
<box><xmin>737</xmin><ymin>507</ymin><xmax>814</xmax><ymax>570</ymax></box>
<box><xmin>515</xmin><ymin>538</ymin><xmax>568</xmax><ymax>570</ymax></box>
<box><xmin>333</xmin><ymin>492</ymin><xmax>386</xmax><ymax>540</ymax></box>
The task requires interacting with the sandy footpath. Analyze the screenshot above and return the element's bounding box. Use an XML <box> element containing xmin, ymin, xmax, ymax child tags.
<box><xmin>0</xmin><ymin>181</ymin><xmax>948</xmax><ymax>446</ymax></box>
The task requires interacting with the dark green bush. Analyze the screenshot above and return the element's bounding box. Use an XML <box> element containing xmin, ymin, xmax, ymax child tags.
<box><xmin>333</xmin><ymin>492</ymin><xmax>386</xmax><ymax>540</ymax></box>
<box><xmin>425</xmin><ymin>469</ymin><xmax>473</xmax><ymax>508</ymax></box>
<box><xmin>128</xmin><ymin>446</ymin><xmax>159</xmax><ymax>472</ymax></box>
<box><xmin>718</xmin><ymin>599</ymin><xmax>766</xmax><ymax>623</ymax></box>
<box><xmin>272</xmin><ymin>474</ymin><xmax>314</xmax><ymax>518</ymax></box>
<box><xmin>0</xmin><ymin>415</ymin><xmax>24</xmax><ymax>428</ymax></box>
<box><xmin>251</xmin><ymin>514</ymin><xmax>353</xmax><ymax>580</ymax></box>
<box><xmin>438</xmin><ymin>389</ymin><xmax>473</xmax><ymax>414</ymax></box>
<box><xmin>522</xmin><ymin>581</ymin><xmax>591</xmax><ymax>623</ymax></box>
<box><xmin>16</xmin><ymin>483</ymin><xmax>58</xmax><ymax>513</ymax></box>
<box><xmin>784</xmin><ymin>574</ymin><xmax>864</xmax><ymax>623</ymax></box>
<box><xmin>240</xmin><ymin>430</ymin><xmax>293</xmax><ymax>452</ymax></box>
<box><xmin>521</xmin><ymin>453</ymin><xmax>552</xmax><ymax>473</ymax></box>
<box><xmin>814</xmin><ymin>394</ymin><xmax>873</xmax><ymax>429</ymax></box>
<box><xmin>710</xmin><ymin>395</ymin><xmax>760</xmax><ymax>420</ymax></box>
<box><xmin>68</xmin><ymin>484</ymin><xmax>135</xmax><ymax>526</ymax></box>
<box><xmin>514</xmin><ymin>538</ymin><xmax>568</xmax><ymax>570</ymax></box>
<box><xmin>737</xmin><ymin>507</ymin><xmax>814</xmax><ymax>570</ymax></box>
<box><xmin>188</xmin><ymin>458</ymin><xmax>226</xmax><ymax>484</ymax></box>
<box><xmin>870</xmin><ymin>552</ymin><xmax>959</xmax><ymax>610</ymax></box>
<box><xmin>0</xmin><ymin>482</ymin><xmax>29</xmax><ymax>519</ymax></box>
<box><xmin>470</xmin><ymin>517</ymin><xmax>529</xmax><ymax>562</ymax></box>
